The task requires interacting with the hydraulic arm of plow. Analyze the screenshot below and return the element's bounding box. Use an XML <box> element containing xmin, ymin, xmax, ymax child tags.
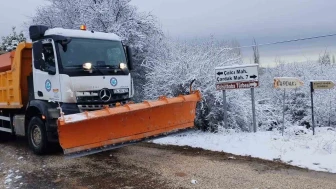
<box><xmin>57</xmin><ymin>80</ymin><xmax>201</xmax><ymax>158</ymax></box>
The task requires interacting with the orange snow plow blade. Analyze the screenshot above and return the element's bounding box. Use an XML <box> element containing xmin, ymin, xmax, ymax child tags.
<box><xmin>57</xmin><ymin>90</ymin><xmax>201</xmax><ymax>158</ymax></box>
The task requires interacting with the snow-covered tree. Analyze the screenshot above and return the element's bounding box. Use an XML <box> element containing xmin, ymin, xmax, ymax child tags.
<box><xmin>28</xmin><ymin>0</ymin><xmax>164</xmax><ymax>101</ymax></box>
<box><xmin>319</xmin><ymin>49</ymin><xmax>331</xmax><ymax>65</ymax></box>
<box><xmin>252</xmin><ymin>38</ymin><xmax>260</xmax><ymax>64</ymax></box>
<box><xmin>0</xmin><ymin>27</ymin><xmax>26</xmax><ymax>52</ymax></box>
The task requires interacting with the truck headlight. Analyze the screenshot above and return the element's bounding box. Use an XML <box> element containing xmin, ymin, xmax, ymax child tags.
<box><xmin>119</xmin><ymin>63</ymin><xmax>127</xmax><ymax>70</ymax></box>
<box><xmin>83</xmin><ymin>62</ymin><xmax>92</xmax><ymax>70</ymax></box>
<box><xmin>114</xmin><ymin>88</ymin><xmax>129</xmax><ymax>94</ymax></box>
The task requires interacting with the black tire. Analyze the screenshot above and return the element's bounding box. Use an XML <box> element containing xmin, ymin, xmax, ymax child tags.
<box><xmin>27</xmin><ymin>116</ymin><xmax>49</xmax><ymax>155</ymax></box>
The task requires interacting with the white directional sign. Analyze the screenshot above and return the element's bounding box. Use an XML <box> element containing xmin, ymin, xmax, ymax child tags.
<box><xmin>215</xmin><ymin>64</ymin><xmax>259</xmax><ymax>85</ymax></box>
<box><xmin>273</xmin><ymin>77</ymin><xmax>304</xmax><ymax>89</ymax></box>
<box><xmin>311</xmin><ymin>80</ymin><xmax>335</xmax><ymax>90</ymax></box>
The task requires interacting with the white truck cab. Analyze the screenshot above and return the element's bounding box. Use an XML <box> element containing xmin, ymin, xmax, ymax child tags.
<box><xmin>30</xmin><ymin>25</ymin><xmax>134</xmax><ymax>115</ymax></box>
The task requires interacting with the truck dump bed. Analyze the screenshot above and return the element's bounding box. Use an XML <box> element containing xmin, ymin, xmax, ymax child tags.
<box><xmin>0</xmin><ymin>43</ymin><xmax>32</xmax><ymax>109</ymax></box>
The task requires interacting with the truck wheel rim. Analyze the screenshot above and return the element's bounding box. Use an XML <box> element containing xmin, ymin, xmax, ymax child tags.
<box><xmin>31</xmin><ymin>125</ymin><xmax>42</xmax><ymax>147</ymax></box>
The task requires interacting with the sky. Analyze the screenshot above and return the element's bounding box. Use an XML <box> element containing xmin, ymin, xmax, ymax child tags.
<box><xmin>0</xmin><ymin>0</ymin><xmax>43</xmax><ymax>36</ymax></box>
<box><xmin>1</xmin><ymin>0</ymin><xmax>336</xmax><ymax>66</ymax></box>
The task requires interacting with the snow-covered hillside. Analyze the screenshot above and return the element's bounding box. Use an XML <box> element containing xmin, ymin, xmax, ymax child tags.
<box><xmin>153</xmin><ymin>126</ymin><xmax>336</xmax><ymax>173</ymax></box>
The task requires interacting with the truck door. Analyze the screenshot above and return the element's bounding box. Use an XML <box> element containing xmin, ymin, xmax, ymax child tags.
<box><xmin>33</xmin><ymin>39</ymin><xmax>62</xmax><ymax>102</ymax></box>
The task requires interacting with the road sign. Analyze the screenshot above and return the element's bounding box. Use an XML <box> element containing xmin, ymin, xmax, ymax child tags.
<box><xmin>216</xmin><ymin>81</ymin><xmax>259</xmax><ymax>90</ymax></box>
<box><xmin>215</xmin><ymin>64</ymin><xmax>259</xmax><ymax>133</ymax></box>
<box><xmin>273</xmin><ymin>77</ymin><xmax>304</xmax><ymax>89</ymax></box>
<box><xmin>215</xmin><ymin>64</ymin><xmax>259</xmax><ymax>84</ymax></box>
<box><xmin>311</xmin><ymin>80</ymin><xmax>335</xmax><ymax>90</ymax></box>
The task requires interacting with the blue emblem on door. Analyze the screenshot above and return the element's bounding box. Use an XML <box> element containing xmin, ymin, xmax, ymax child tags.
<box><xmin>110</xmin><ymin>77</ymin><xmax>117</xmax><ymax>86</ymax></box>
<box><xmin>45</xmin><ymin>79</ymin><xmax>52</xmax><ymax>92</ymax></box>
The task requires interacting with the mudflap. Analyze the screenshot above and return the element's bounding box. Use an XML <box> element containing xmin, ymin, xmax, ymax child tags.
<box><xmin>57</xmin><ymin>90</ymin><xmax>201</xmax><ymax>158</ymax></box>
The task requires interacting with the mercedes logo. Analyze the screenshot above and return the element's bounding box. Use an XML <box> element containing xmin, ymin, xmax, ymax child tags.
<box><xmin>99</xmin><ymin>89</ymin><xmax>112</xmax><ymax>102</ymax></box>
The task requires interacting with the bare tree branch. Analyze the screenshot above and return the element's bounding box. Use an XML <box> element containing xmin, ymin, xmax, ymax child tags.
<box><xmin>252</xmin><ymin>38</ymin><xmax>260</xmax><ymax>64</ymax></box>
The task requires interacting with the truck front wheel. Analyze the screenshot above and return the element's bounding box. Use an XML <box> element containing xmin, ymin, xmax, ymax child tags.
<box><xmin>27</xmin><ymin>116</ymin><xmax>48</xmax><ymax>155</ymax></box>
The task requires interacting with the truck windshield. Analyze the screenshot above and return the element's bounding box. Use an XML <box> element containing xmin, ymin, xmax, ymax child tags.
<box><xmin>58</xmin><ymin>38</ymin><xmax>127</xmax><ymax>69</ymax></box>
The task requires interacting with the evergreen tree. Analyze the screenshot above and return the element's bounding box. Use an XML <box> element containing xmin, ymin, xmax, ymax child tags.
<box><xmin>1</xmin><ymin>27</ymin><xmax>26</xmax><ymax>52</ymax></box>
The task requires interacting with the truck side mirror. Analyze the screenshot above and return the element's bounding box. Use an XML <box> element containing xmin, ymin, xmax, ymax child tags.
<box><xmin>126</xmin><ymin>46</ymin><xmax>134</xmax><ymax>70</ymax></box>
<box><xmin>32</xmin><ymin>41</ymin><xmax>45</xmax><ymax>70</ymax></box>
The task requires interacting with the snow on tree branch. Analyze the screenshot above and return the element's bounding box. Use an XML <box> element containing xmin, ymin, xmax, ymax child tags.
<box><xmin>0</xmin><ymin>27</ymin><xmax>26</xmax><ymax>52</ymax></box>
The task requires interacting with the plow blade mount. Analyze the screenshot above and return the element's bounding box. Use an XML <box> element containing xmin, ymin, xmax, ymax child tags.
<box><xmin>57</xmin><ymin>90</ymin><xmax>201</xmax><ymax>158</ymax></box>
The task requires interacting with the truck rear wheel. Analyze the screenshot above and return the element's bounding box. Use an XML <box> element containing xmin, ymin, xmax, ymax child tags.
<box><xmin>27</xmin><ymin>116</ymin><xmax>48</xmax><ymax>155</ymax></box>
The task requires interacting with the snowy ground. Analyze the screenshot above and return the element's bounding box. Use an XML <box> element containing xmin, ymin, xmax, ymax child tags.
<box><xmin>153</xmin><ymin>126</ymin><xmax>336</xmax><ymax>173</ymax></box>
<box><xmin>0</xmin><ymin>155</ymin><xmax>25</xmax><ymax>189</ymax></box>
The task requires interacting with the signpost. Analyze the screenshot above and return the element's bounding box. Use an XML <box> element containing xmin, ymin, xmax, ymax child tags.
<box><xmin>273</xmin><ymin>77</ymin><xmax>304</xmax><ymax>136</ymax></box>
<box><xmin>215</xmin><ymin>64</ymin><xmax>259</xmax><ymax>132</ymax></box>
<box><xmin>310</xmin><ymin>80</ymin><xmax>335</xmax><ymax>135</ymax></box>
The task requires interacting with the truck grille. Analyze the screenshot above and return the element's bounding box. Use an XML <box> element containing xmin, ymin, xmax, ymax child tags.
<box><xmin>76</xmin><ymin>90</ymin><xmax>129</xmax><ymax>103</ymax></box>
<box><xmin>75</xmin><ymin>89</ymin><xmax>129</xmax><ymax>112</ymax></box>
<box><xmin>78</xmin><ymin>100</ymin><xmax>129</xmax><ymax>112</ymax></box>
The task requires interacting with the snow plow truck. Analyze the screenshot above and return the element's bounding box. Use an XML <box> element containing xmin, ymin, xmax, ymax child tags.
<box><xmin>0</xmin><ymin>25</ymin><xmax>201</xmax><ymax>158</ymax></box>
